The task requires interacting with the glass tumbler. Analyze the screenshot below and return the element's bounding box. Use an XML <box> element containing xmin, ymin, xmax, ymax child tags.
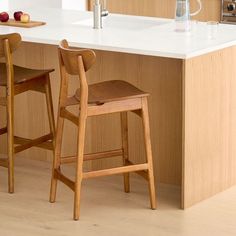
<box><xmin>207</xmin><ymin>21</ymin><xmax>219</xmax><ymax>39</ymax></box>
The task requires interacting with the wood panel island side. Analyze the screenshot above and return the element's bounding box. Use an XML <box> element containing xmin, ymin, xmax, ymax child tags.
<box><xmin>1</xmin><ymin>8</ymin><xmax>236</xmax><ymax>209</ymax></box>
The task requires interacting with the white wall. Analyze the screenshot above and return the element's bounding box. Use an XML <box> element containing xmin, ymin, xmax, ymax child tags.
<box><xmin>7</xmin><ymin>0</ymin><xmax>86</xmax><ymax>10</ymax></box>
<box><xmin>62</xmin><ymin>0</ymin><xmax>86</xmax><ymax>10</ymax></box>
<box><xmin>9</xmin><ymin>0</ymin><xmax>62</xmax><ymax>10</ymax></box>
<box><xmin>0</xmin><ymin>0</ymin><xmax>9</xmax><ymax>11</ymax></box>
<box><xmin>3</xmin><ymin>0</ymin><xmax>86</xmax><ymax>11</ymax></box>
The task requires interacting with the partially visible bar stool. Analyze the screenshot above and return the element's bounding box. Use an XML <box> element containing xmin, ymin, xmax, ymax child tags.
<box><xmin>0</xmin><ymin>33</ymin><xmax>55</xmax><ymax>193</ymax></box>
<box><xmin>50</xmin><ymin>39</ymin><xmax>156</xmax><ymax>220</ymax></box>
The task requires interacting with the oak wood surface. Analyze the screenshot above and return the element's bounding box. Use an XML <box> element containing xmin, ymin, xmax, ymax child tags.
<box><xmin>0</xmin><ymin>19</ymin><xmax>46</xmax><ymax>28</ymax></box>
<box><xmin>0</xmin><ymin>63</ymin><xmax>53</xmax><ymax>86</ymax></box>
<box><xmin>75</xmin><ymin>80</ymin><xmax>149</xmax><ymax>104</ymax></box>
<box><xmin>182</xmin><ymin>46</ymin><xmax>236</xmax><ymax>208</ymax></box>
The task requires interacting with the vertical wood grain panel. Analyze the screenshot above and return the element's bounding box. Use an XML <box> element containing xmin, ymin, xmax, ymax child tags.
<box><xmin>183</xmin><ymin>46</ymin><xmax>236</xmax><ymax>208</ymax></box>
<box><xmin>88</xmin><ymin>0</ymin><xmax>221</xmax><ymax>21</ymax></box>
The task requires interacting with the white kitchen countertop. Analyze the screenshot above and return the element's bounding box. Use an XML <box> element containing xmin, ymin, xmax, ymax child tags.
<box><xmin>1</xmin><ymin>8</ymin><xmax>236</xmax><ymax>59</ymax></box>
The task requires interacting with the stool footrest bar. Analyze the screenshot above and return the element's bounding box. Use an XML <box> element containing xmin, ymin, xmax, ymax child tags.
<box><xmin>0</xmin><ymin>127</ymin><xmax>7</xmax><ymax>135</ymax></box>
<box><xmin>83</xmin><ymin>163</ymin><xmax>149</xmax><ymax>179</ymax></box>
<box><xmin>60</xmin><ymin>108</ymin><xmax>79</xmax><ymax>126</ymax></box>
<box><xmin>60</xmin><ymin>149</ymin><xmax>123</xmax><ymax>164</ymax></box>
<box><xmin>125</xmin><ymin>160</ymin><xmax>149</xmax><ymax>180</ymax></box>
<box><xmin>14</xmin><ymin>133</ymin><xmax>53</xmax><ymax>153</ymax></box>
<box><xmin>14</xmin><ymin>135</ymin><xmax>53</xmax><ymax>151</ymax></box>
<box><xmin>0</xmin><ymin>158</ymin><xmax>8</xmax><ymax>168</ymax></box>
<box><xmin>54</xmin><ymin>169</ymin><xmax>75</xmax><ymax>191</ymax></box>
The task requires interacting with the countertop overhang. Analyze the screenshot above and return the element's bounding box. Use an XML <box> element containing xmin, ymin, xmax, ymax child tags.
<box><xmin>1</xmin><ymin>8</ymin><xmax>236</xmax><ymax>59</ymax></box>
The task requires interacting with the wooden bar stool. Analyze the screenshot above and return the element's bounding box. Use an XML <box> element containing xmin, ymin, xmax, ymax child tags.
<box><xmin>0</xmin><ymin>33</ymin><xmax>55</xmax><ymax>193</ymax></box>
<box><xmin>50</xmin><ymin>39</ymin><xmax>156</xmax><ymax>220</ymax></box>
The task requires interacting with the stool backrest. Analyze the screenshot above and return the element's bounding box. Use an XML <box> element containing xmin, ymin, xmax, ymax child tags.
<box><xmin>58</xmin><ymin>39</ymin><xmax>96</xmax><ymax>108</ymax></box>
<box><xmin>58</xmin><ymin>39</ymin><xmax>96</xmax><ymax>75</ymax></box>
<box><xmin>0</xmin><ymin>33</ymin><xmax>22</xmax><ymax>58</ymax></box>
<box><xmin>0</xmin><ymin>33</ymin><xmax>22</xmax><ymax>90</ymax></box>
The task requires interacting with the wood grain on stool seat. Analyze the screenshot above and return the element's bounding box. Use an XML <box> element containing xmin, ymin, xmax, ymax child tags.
<box><xmin>0</xmin><ymin>63</ymin><xmax>54</xmax><ymax>86</ymax></box>
<box><xmin>75</xmin><ymin>80</ymin><xmax>149</xmax><ymax>104</ymax></box>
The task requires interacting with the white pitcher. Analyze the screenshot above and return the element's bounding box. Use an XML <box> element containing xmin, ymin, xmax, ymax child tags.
<box><xmin>175</xmin><ymin>0</ymin><xmax>202</xmax><ymax>32</ymax></box>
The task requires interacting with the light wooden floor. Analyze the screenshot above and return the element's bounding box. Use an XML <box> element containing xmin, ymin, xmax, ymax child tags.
<box><xmin>0</xmin><ymin>157</ymin><xmax>236</xmax><ymax>236</ymax></box>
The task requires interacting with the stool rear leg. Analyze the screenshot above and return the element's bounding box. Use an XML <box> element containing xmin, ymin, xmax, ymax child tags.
<box><xmin>45</xmin><ymin>75</ymin><xmax>56</xmax><ymax>139</ymax></box>
<box><xmin>7</xmin><ymin>91</ymin><xmax>14</xmax><ymax>194</ymax></box>
<box><xmin>50</xmin><ymin>114</ymin><xmax>64</xmax><ymax>203</ymax></box>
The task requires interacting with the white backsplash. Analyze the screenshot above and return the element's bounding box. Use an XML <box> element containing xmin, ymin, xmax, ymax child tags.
<box><xmin>8</xmin><ymin>0</ymin><xmax>61</xmax><ymax>9</ymax></box>
<box><xmin>62</xmin><ymin>0</ymin><xmax>86</xmax><ymax>10</ymax></box>
<box><xmin>1</xmin><ymin>0</ymin><xmax>9</xmax><ymax>11</ymax></box>
<box><xmin>4</xmin><ymin>0</ymin><xmax>86</xmax><ymax>11</ymax></box>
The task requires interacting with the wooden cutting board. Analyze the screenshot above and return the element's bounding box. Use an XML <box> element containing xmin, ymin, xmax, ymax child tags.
<box><xmin>0</xmin><ymin>19</ymin><xmax>46</xmax><ymax>28</ymax></box>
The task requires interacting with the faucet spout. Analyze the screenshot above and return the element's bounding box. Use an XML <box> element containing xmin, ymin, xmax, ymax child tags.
<box><xmin>93</xmin><ymin>0</ymin><xmax>109</xmax><ymax>29</ymax></box>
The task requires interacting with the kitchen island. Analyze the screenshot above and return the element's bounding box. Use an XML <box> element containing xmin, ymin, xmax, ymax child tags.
<box><xmin>1</xmin><ymin>8</ymin><xmax>236</xmax><ymax>208</ymax></box>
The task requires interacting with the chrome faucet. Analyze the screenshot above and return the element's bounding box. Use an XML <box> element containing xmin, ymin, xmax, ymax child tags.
<box><xmin>93</xmin><ymin>0</ymin><xmax>109</xmax><ymax>29</ymax></box>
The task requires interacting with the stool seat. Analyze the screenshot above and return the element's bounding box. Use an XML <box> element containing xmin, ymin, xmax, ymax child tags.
<box><xmin>0</xmin><ymin>63</ymin><xmax>54</xmax><ymax>86</ymax></box>
<box><xmin>75</xmin><ymin>80</ymin><xmax>149</xmax><ymax>104</ymax></box>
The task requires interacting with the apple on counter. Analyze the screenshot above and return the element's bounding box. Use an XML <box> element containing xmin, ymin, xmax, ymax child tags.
<box><xmin>20</xmin><ymin>13</ymin><xmax>30</xmax><ymax>23</ymax></box>
<box><xmin>0</xmin><ymin>12</ymin><xmax>9</xmax><ymax>22</ymax></box>
<box><xmin>0</xmin><ymin>11</ymin><xmax>31</xmax><ymax>23</ymax></box>
<box><xmin>14</xmin><ymin>11</ymin><xmax>23</xmax><ymax>21</ymax></box>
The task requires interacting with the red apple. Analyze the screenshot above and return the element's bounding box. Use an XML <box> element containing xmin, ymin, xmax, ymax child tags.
<box><xmin>14</xmin><ymin>11</ymin><xmax>23</xmax><ymax>21</ymax></box>
<box><xmin>20</xmin><ymin>13</ymin><xmax>30</xmax><ymax>23</ymax></box>
<box><xmin>0</xmin><ymin>12</ymin><xmax>9</xmax><ymax>22</ymax></box>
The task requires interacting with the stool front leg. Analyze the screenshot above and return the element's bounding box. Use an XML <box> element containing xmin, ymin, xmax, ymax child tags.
<box><xmin>74</xmin><ymin>111</ymin><xmax>87</xmax><ymax>220</ymax></box>
<box><xmin>141</xmin><ymin>97</ymin><xmax>156</xmax><ymax>210</ymax></box>
<box><xmin>120</xmin><ymin>112</ymin><xmax>130</xmax><ymax>193</ymax></box>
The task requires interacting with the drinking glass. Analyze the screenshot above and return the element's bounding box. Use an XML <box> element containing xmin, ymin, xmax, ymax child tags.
<box><xmin>207</xmin><ymin>21</ymin><xmax>219</xmax><ymax>39</ymax></box>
